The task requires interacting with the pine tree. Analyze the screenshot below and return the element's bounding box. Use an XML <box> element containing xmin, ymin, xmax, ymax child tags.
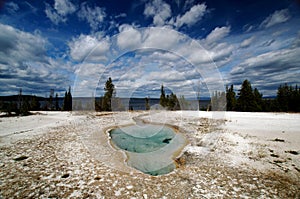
<box><xmin>145</xmin><ymin>97</ymin><xmax>150</xmax><ymax>110</ymax></box>
<box><xmin>226</xmin><ymin>85</ymin><xmax>236</xmax><ymax>111</ymax></box>
<box><xmin>167</xmin><ymin>92</ymin><xmax>180</xmax><ymax>110</ymax></box>
<box><xmin>30</xmin><ymin>95</ymin><xmax>40</xmax><ymax>111</ymax></box>
<box><xmin>63</xmin><ymin>91</ymin><xmax>68</xmax><ymax>111</ymax></box>
<box><xmin>63</xmin><ymin>87</ymin><xmax>72</xmax><ymax>111</ymax></box>
<box><xmin>55</xmin><ymin>93</ymin><xmax>59</xmax><ymax>111</ymax></box>
<box><xmin>159</xmin><ymin>85</ymin><xmax>167</xmax><ymax>107</ymax></box>
<box><xmin>67</xmin><ymin>87</ymin><xmax>72</xmax><ymax>111</ymax></box>
<box><xmin>236</xmin><ymin>79</ymin><xmax>255</xmax><ymax>112</ymax></box>
<box><xmin>253</xmin><ymin>88</ymin><xmax>263</xmax><ymax>111</ymax></box>
<box><xmin>277</xmin><ymin>84</ymin><xmax>289</xmax><ymax>112</ymax></box>
<box><xmin>102</xmin><ymin>77</ymin><xmax>115</xmax><ymax>111</ymax></box>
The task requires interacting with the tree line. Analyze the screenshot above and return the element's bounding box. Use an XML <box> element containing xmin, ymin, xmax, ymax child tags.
<box><xmin>225</xmin><ymin>79</ymin><xmax>300</xmax><ymax>112</ymax></box>
<box><xmin>94</xmin><ymin>78</ymin><xmax>300</xmax><ymax>112</ymax></box>
<box><xmin>0</xmin><ymin>87</ymin><xmax>73</xmax><ymax>116</ymax></box>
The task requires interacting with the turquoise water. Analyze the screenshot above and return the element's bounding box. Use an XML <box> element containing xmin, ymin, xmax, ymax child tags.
<box><xmin>109</xmin><ymin>124</ymin><xmax>186</xmax><ymax>176</ymax></box>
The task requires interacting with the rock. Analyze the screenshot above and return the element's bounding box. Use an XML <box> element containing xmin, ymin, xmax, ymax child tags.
<box><xmin>61</xmin><ymin>173</ymin><xmax>70</xmax><ymax>178</ymax></box>
<box><xmin>162</xmin><ymin>138</ymin><xmax>172</xmax><ymax>144</ymax></box>
<box><xmin>270</xmin><ymin>154</ymin><xmax>279</xmax><ymax>158</ymax></box>
<box><xmin>285</xmin><ymin>150</ymin><xmax>299</xmax><ymax>155</ymax></box>
<box><xmin>13</xmin><ymin>155</ymin><xmax>29</xmax><ymax>161</ymax></box>
<box><xmin>273</xmin><ymin>138</ymin><xmax>285</xmax><ymax>142</ymax></box>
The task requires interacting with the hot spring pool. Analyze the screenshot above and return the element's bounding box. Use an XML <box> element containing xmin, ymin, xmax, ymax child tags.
<box><xmin>109</xmin><ymin>124</ymin><xmax>187</xmax><ymax>176</ymax></box>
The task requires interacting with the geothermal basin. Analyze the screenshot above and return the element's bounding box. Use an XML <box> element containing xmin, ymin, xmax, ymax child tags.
<box><xmin>109</xmin><ymin>123</ymin><xmax>188</xmax><ymax>176</ymax></box>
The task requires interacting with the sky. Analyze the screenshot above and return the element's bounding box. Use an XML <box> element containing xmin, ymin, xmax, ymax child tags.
<box><xmin>0</xmin><ymin>0</ymin><xmax>300</xmax><ymax>99</ymax></box>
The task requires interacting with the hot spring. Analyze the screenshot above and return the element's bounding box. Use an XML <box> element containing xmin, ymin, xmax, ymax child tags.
<box><xmin>109</xmin><ymin>123</ymin><xmax>187</xmax><ymax>176</ymax></box>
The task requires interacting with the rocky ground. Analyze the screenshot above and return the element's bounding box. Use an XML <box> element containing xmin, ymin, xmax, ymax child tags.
<box><xmin>0</xmin><ymin>111</ymin><xmax>299</xmax><ymax>198</ymax></box>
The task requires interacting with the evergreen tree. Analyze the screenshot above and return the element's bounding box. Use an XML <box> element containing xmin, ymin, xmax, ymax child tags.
<box><xmin>63</xmin><ymin>87</ymin><xmax>72</xmax><ymax>111</ymax></box>
<box><xmin>253</xmin><ymin>88</ymin><xmax>263</xmax><ymax>111</ymax></box>
<box><xmin>167</xmin><ymin>92</ymin><xmax>180</xmax><ymax>110</ymax></box>
<box><xmin>20</xmin><ymin>98</ymin><xmax>30</xmax><ymax>116</ymax></box>
<box><xmin>67</xmin><ymin>87</ymin><xmax>72</xmax><ymax>111</ymax></box>
<box><xmin>102</xmin><ymin>77</ymin><xmax>115</xmax><ymax>111</ymax></box>
<box><xmin>276</xmin><ymin>83</ymin><xmax>300</xmax><ymax>112</ymax></box>
<box><xmin>226</xmin><ymin>85</ymin><xmax>236</xmax><ymax>111</ymax></box>
<box><xmin>63</xmin><ymin>91</ymin><xmax>68</xmax><ymax>111</ymax></box>
<box><xmin>30</xmin><ymin>95</ymin><xmax>40</xmax><ymax>111</ymax></box>
<box><xmin>236</xmin><ymin>79</ymin><xmax>255</xmax><ymax>112</ymax></box>
<box><xmin>145</xmin><ymin>97</ymin><xmax>150</xmax><ymax>110</ymax></box>
<box><xmin>159</xmin><ymin>84</ymin><xmax>167</xmax><ymax>107</ymax></box>
<box><xmin>277</xmin><ymin>84</ymin><xmax>290</xmax><ymax>111</ymax></box>
<box><xmin>55</xmin><ymin>93</ymin><xmax>59</xmax><ymax>110</ymax></box>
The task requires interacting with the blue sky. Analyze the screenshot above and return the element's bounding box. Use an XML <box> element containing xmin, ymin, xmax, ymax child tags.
<box><xmin>0</xmin><ymin>0</ymin><xmax>300</xmax><ymax>98</ymax></box>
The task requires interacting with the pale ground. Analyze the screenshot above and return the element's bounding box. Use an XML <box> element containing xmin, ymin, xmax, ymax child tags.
<box><xmin>0</xmin><ymin>111</ymin><xmax>299</xmax><ymax>198</ymax></box>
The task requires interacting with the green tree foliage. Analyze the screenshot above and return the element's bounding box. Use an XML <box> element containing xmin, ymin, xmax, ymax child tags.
<box><xmin>102</xmin><ymin>77</ymin><xmax>115</xmax><ymax>111</ymax></box>
<box><xmin>167</xmin><ymin>92</ymin><xmax>180</xmax><ymax>110</ymax></box>
<box><xmin>30</xmin><ymin>95</ymin><xmax>40</xmax><ymax>111</ymax></box>
<box><xmin>277</xmin><ymin>83</ymin><xmax>300</xmax><ymax>112</ymax></box>
<box><xmin>55</xmin><ymin>93</ymin><xmax>59</xmax><ymax>111</ymax></box>
<box><xmin>234</xmin><ymin>80</ymin><xmax>264</xmax><ymax>112</ymax></box>
<box><xmin>253</xmin><ymin>88</ymin><xmax>263</xmax><ymax>111</ymax></box>
<box><xmin>236</xmin><ymin>80</ymin><xmax>256</xmax><ymax>112</ymax></box>
<box><xmin>63</xmin><ymin>86</ymin><xmax>72</xmax><ymax>111</ymax></box>
<box><xmin>226</xmin><ymin>85</ymin><xmax>236</xmax><ymax>111</ymax></box>
<box><xmin>145</xmin><ymin>97</ymin><xmax>150</xmax><ymax>110</ymax></box>
<box><xmin>159</xmin><ymin>85</ymin><xmax>167</xmax><ymax>107</ymax></box>
<box><xmin>20</xmin><ymin>98</ymin><xmax>30</xmax><ymax>116</ymax></box>
<box><xmin>159</xmin><ymin>85</ymin><xmax>180</xmax><ymax>110</ymax></box>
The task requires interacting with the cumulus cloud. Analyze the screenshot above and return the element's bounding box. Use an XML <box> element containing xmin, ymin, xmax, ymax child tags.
<box><xmin>0</xmin><ymin>23</ymin><xmax>73</xmax><ymax>95</ymax></box>
<box><xmin>77</xmin><ymin>3</ymin><xmax>106</xmax><ymax>31</ymax></box>
<box><xmin>260</xmin><ymin>9</ymin><xmax>290</xmax><ymax>29</ymax></box>
<box><xmin>117</xmin><ymin>25</ymin><xmax>142</xmax><ymax>50</ymax></box>
<box><xmin>142</xmin><ymin>27</ymin><xmax>184</xmax><ymax>50</ymax></box>
<box><xmin>45</xmin><ymin>0</ymin><xmax>76</xmax><ymax>25</ymax></box>
<box><xmin>0</xmin><ymin>23</ymin><xmax>47</xmax><ymax>67</ymax></box>
<box><xmin>68</xmin><ymin>33</ymin><xmax>110</xmax><ymax>62</ymax></box>
<box><xmin>54</xmin><ymin>0</ymin><xmax>76</xmax><ymax>16</ymax></box>
<box><xmin>174</xmin><ymin>3</ymin><xmax>206</xmax><ymax>28</ymax></box>
<box><xmin>204</xmin><ymin>26</ymin><xmax>231</xmax><ymax>46</ymax></box>
<box><xmin>143</xmin><ymin>0</ymin><xmax>172</xmax><ymax>26</ymax></box>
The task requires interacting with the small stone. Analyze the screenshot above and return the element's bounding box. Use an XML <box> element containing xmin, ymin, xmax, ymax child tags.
<box><xmin>126</xmin><ymin>185</ymin><xmax>133</xmax><ymax>189</ymax></box>
<box><xmin>61</xmin><ymin>173</ymin><xmax>70</xmax><ymax>178</ymax></box>
<box><xmin>14</xmin><ymin>155</ymin><xmax>28</xmax><ymax>161</ymax></box>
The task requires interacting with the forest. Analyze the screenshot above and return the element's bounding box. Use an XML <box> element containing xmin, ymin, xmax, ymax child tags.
<box><xmin>1</xmin><ymin>78</ymin><xmax>300</xmax><ymax>115</ymax></box>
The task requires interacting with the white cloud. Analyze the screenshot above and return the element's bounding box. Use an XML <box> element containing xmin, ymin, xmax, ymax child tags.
<box><xmin>45</xmin><ymin>3</ymin><xmax>66</xmax><ymax>25</ymax></box>
<box><xmin>54</xmin><ymin>0</ymin><xmax>76</xmax><ymax>16</ymax></box>
<box><xmin>240</xmin><ymin>36</ymin><xmax>255</xmax><ymax>48</ymax></box>
<box><xmin>78</xmin><ymin>3</ymin><xmax>106</xmax><ymax>31</ymax></box>
<box><xmin>174</xmin><ymin>3</ymin><xmax>206</xmax><ymax>28</ymax></box>
<box><xmin>45</xmin><ymin>0</ymin><xmax>76</xmax><ymax>25</ymax></box>
<box><xmin>117</xmin><ymin>25</ymin><xmax>142</xmax><ymax>50</ymax></box>
<box><xmin>260</xmin><ymin>9</ymin><xmax>290</xmax><ymax>29</ymax></box>
<box><xmin>0</xmin><ymin>23</ymin><xmax>47</xmax><ymax>67</ymax></box>
<box><xmin>229</xmin><ymin>47</ymin><xmax>300</xmax><ymax>95</ymax></box>
<box><xmin>144</xmin><ymin>0</ymin><xmax>172</xmax><ymax>26</ymax></box>
<box><xmin>68</xmin><ymin>33</ymin><xmax>110</xmax><ymax>62</ymax></box>
<box><xmin>142</xmin><ymin>28</ymin><xmax>183</xmax><ymax>50</ymax></box>
<box><xmin>204</xmin><ymin>26</ymin><xmax>231</xmax><ymax>46</ymax></box>
<box><xmin>0</xmin><ymin>23</ymin><xmax>74</xmax><ymax>95</ymax></box>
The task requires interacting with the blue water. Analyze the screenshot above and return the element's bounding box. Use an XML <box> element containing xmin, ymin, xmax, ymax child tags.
<box><xmin>109</xmin><ymin>124</ymin><xmax>187</xmax><ymax>176</ymax></box>
<box><xmin>110</xmin><ymin>124</ymin><xmax>175</xmax><ymax>153</ymax></box>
